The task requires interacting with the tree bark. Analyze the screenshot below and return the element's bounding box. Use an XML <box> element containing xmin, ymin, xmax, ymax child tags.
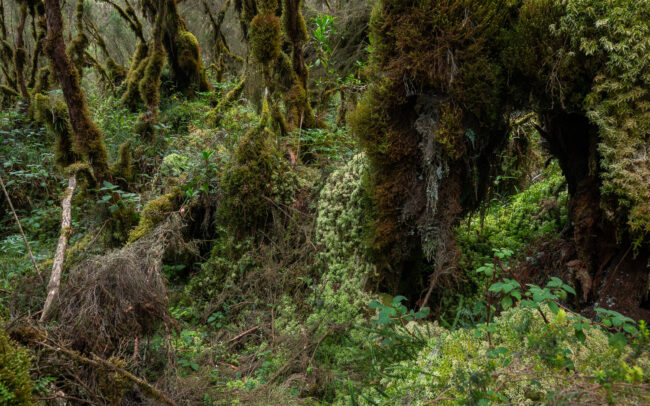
<box><xmin>43</xmin><ymin>0</ymin><xmax>110</xmax><ymax>181</ymax></box>
<box><xmin>14</xmin><ymin>1</ymin><xmax>29</xmax><ymax>104</ymax></box>
<box><xmin>41</xmin><ymin>174</ymin><xmax>76</xmax><ymax>322</ymax></box>
<box><xmin>542</xmin><ymin>111</ymin><xmax>650</xmax><ymax>319</ymax></box>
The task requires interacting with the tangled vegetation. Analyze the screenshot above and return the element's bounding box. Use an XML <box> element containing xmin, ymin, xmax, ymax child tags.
<box><xmin>0</xmin><ymin>0</ymin><xmax>648</xmax><ymax>405</ymax></box>
<box><xmin>0</xmin><ymin>327</ymin><xmax>33</xmax><ymax>405</ymax></box>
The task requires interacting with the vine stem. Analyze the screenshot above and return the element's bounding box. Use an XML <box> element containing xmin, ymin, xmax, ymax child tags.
<box><xmin>0</xmin><ymin>172</ymin><xmax>42</xmax><ymax>282</ymax></box>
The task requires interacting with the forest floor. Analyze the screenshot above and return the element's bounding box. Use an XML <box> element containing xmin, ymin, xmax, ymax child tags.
<box><xmin>1</xmin><ymin>78</ymin><xmax>649</xmax><ymax>405</ymax></box>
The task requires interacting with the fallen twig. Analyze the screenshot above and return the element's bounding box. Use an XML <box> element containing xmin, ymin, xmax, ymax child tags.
<box><xmin>228</xmin><ymin>325</ymin><xmax>260</xmax><ymax>343</ymax></box>
<box><xmin>217</xmin><ymin>361</ymin><xmax>239</xmax><ymax>371</ymax></box>
<box><xmin>36</xmin><ymin>337</ymin><xmax>177</xmax><ymax>406</ymax></box>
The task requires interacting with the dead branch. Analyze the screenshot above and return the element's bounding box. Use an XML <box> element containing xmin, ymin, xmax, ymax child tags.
<box><xmin>228</xmin><ymin>325</ymin><xmax>260</xmax><ymax>343</ymax></box>
<box><xmin>41</xmin><ymin>174</ymin><xmax>77</xmax><ymax>322</ymax></box>
<box><xmin>35</xmin><ymin>337</ymin><xmax>177</xmax><ymax>406</ymax></box>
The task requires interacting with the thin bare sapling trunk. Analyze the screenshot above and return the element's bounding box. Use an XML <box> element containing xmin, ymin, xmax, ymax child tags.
<box><xmin>41</xmin><ymin>174</ymin><xmax>76</xmax><ymax>322</ymax></box>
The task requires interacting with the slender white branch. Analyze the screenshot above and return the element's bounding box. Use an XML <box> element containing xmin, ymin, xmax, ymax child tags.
<box><xmin>41</xmin><ymin>174</ymin><xmax>77</xmax><ymax>322</ymax></box>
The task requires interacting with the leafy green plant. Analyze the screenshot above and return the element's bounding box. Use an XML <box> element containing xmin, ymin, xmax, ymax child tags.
<box><xmin>312</xmin><ymin>14</ymin><xmax>336</xmax><ymax>68</ymax></box>
<box><xmin>368</xmin><ymin>296</ymin><xmax>430</xmax><ymax>327</ymax></box>
<box><xmin>96</xmin><ymin>181</ymin><xmax>141</xmax><ymax>213</ymax></box>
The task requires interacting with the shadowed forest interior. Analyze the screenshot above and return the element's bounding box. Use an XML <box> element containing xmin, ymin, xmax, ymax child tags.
<box><xmin>0</xmin><ymin>0</ymin><xmax>649</xmax><ymax>404</ymax></box>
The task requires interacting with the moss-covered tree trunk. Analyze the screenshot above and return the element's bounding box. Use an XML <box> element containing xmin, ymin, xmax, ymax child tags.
<box><xmin>134</xmin><ymin>13</ymin><xmax>165</xmax><ymax>139</ymax></box>
<box><xmin>14</xmin><ymin>0</ymin><xmax>29</xmax><ymax>104</ymax></box>
<box><xmin>350</xmin><ymin>0</ymin><xmax>508</xmax><ymax>300</ymax></box>
<box><xmin>0</xmin><ymin>0</ymin><xmax>18</xmax><ymax>97</ymax></box>
<box><xmin>542</xmin><ymin>112</ymin><xmax>650</xmax><ymax>320</ymax></box>
<box><xmin>281</xmin><ymin>0</ymin><xmax>319</xmax><ymax>129</ymax></box>
<box><xmin>28</xmin><ymin>11</ymin><xmax>46</xmax><ymax>89</ymax></box>
<box><xmin>43</xmin><ymin>0</ymin><xmax>110</xmax><ymax>181</ymax></box>
<box><xmin>142</xmin><ymin>0</ymin><xmax>210</xmax><ymax>95</ymax></box>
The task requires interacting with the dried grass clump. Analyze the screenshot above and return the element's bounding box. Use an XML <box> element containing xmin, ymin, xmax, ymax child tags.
<box><xmin>56</xmin><ymin>216</ymin><xmax>187</xmax><ymax>355</ymax></box>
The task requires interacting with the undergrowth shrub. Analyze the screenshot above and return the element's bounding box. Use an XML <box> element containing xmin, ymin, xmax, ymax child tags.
<box><xmin>219</xmin><ymin>119</ymin><xmax>298</xmax><ymax>233</ymax></box>
<box><xmin>457</xmin><ymin>160</ymin><xmax>568</xmax><ymax>276</ymax></box>
<box><xmin>347</xmin><ymin>291</ymin><xmax>649</xmax><ymax>405</ymax></box>
<box><xmin>160</xmin><ymin>96</ymin><xmax>211</xmax><ymax>134</ymax></box>
<box><xmin>0</xmin><ymin>326</ymin><xmax>33</xmax><ymax>405</ymax></box>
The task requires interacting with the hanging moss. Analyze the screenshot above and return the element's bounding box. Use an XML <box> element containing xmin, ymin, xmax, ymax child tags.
<box><xmin>559</xmin><ymin>0</ymin><xmax>650</xmax><ymax>243</ymax></box>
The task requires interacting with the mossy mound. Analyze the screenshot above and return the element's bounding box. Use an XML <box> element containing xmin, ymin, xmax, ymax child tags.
<box><xmin>128</xmin><ymin>187</ymin><xmax>182</xmax><ymax>244</ymax></box>
<box><xmin>307</xmin><ymin>153</ymin><xmax>376</xmax><ymax>329</ymax></box>
<box><xmin>220</xmin><ymin>121</ymin><xmax>296</xmax><ymax>233</ymax></box>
